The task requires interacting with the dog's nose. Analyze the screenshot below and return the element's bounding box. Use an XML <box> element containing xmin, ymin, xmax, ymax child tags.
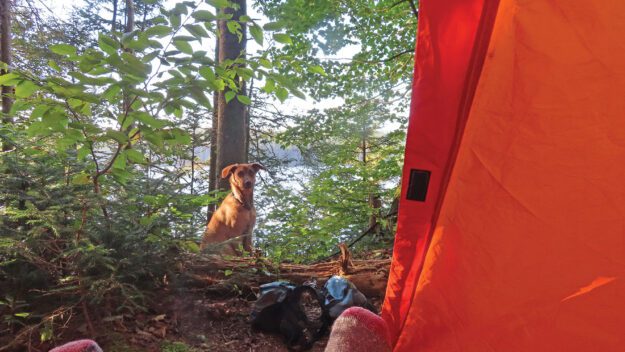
<box><xmin>244</xmin><ymin>181</ymin><xmax>253</xmax><ymax>189</ymax></box>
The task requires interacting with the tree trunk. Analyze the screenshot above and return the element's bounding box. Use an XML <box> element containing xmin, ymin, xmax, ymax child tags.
<box><xmin>208</xmin><ymin>35</ymin><xmax>219</xmax><ymax>220</ymax></box>
<box><xmin>244</xmin><ymin>78</ymin><xmax>253</xmax><ymax>162</ymax></box>
<box><xmin>0</xmin><ymin>0</ymin><xmax>12</xmax><ymax>135</ymax></box>
<box><xmin>112</xmin><ymin>0</ymin><xmax>118</xmax><ymax>32</ymax></box>
<box><xmin>125</xmin><ymin>0</ymin><xmax>134</xmax><ymax>33</ymax></box>
<box><xmin>216</xmin><ymin>0</ymin><xmax>247</xmax><ymax>191</ymax></box>
<box><xmin>361</xmin><ymin>131</ymin><xmax>381</xmax><ymax>235</ymax></box>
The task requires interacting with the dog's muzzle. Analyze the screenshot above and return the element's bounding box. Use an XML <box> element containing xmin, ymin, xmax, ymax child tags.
<box><xmin>244</xmin><ymin>181</ymin><xmax>253</xmax><ymax>189</ymax></box>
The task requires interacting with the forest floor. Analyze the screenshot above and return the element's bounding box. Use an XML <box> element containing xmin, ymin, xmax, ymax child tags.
<box><xmin>43</xmin><ymin>250</ymin><xmax>390</xmax><ymax>352</ymax></box>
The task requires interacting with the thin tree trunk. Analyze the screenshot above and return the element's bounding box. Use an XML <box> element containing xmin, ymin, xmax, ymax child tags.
<box><xmin>361</xmin><ymin>124</ymin><xmax>381</xmax><ymax>235</ymax></box>
<box><xmin>125</xmin><ymin>0</ymin><xmax>134</xmax><ymax>33</ymax></box>
<box><xmin>216</xmin><ymin>0</ymin><xmax>247</xmax><ymax>191</ymax></box>
<box><xmin>1</xmin><ymin>0</ymin><xmax>12</xmax><ymax>134</ymax></box>
<box><xmin>208</xmin><ymin>35</ymin><xmax>220</xmax><ymax>220</ymax></box>
<box><xmin>122</xmin><ymin>0</ymin><xmax>134</xmax><ymax>121</ymax></box>
<box><xmin>191</xmin><ymin>121</ymin><xmax>196</xmax><ymax>195</ymax></box>
<box><xmin>112</xmin><ymin>0</ymin><xmax>118</xmax><ymax>32</ymax></box>
<box><xmin>244</xmin><ymin>78</ymin><xmax>253</xmax><ymax>162</ymax></box>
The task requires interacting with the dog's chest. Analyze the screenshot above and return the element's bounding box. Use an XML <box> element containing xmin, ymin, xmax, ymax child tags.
<box><xmin>221</xmin><ymin>200</ymin><xmax>256</xmax><ymax>230</ymax></box>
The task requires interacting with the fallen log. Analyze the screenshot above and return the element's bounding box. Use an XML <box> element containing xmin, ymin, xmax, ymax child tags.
<box><xmin>177</xmin><ymin>246</ymin><xmax>390</xmax><ymax>298</ymax></box>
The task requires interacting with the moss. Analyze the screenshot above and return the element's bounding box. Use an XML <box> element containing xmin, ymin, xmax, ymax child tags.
<box><xmin>160</xmin><ymin>341</ymin><xmax>197</xmax><ymax>352</ymax></box>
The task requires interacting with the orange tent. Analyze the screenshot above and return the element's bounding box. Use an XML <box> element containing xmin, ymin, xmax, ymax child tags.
<box><xmin>382</xmin><ymin>0</ymin><xmax>625</xmax><ymax>351</ymax></box>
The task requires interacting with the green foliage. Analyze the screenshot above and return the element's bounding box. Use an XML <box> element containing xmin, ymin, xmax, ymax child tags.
<box><xmin>1</xmin><ymin>0</ymin><xmax>414</xmax><ymax>345</ymax></box>
<box><xmin>0</xmin><ymin>0</ymin><xmax>304</xmax><ymax>346</ymax></box>
<box><xmin>255</xmin><ymin>0</ymin><xmax>417</xmax><ymax>101</ymax></box>
<box><xmin>161</xmin><ymin>341</ymin><xmax>197</xmax><ymax>352</ymax></box>
<box><xmin>254</xmin><ymin>101</ymin><xmax>405</xmax><ymax>262</ymax></box>
<box><xmin>248</xmin><ymin>0</ymin><xmax>415</xmax><ymax>261</ymax></box>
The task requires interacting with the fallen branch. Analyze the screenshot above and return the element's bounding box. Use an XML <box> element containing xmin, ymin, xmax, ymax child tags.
<box><xmin>178</xmin><ymin>248</ymin><xmax>390</xmax><ymax>298</ymax></box>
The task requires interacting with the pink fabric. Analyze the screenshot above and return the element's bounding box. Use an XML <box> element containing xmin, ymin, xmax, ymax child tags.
<box><xmin>341</xmin><ymin>307</ymin><xmax>391</xmax><ymax>346</ymax></box>
<box><xmin>49</xmin><ymin>339</ymin><xmax>102</xmax><ymax>352</ymax></box>
<box><xmin>325</xmin><ymin>307</ymin><xmax>391</xmax><ymax>352</ymax></box>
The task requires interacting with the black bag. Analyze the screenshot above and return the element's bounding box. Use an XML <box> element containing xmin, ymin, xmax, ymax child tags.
<box><xmin>321</xmin><ymin>275</ymin><xmax>376</xmax><ymax>320</ymax></box>
<box><xmin>251</xmin><ymin>281</ymin><xmax>330</xmax><ymax>350</ymax></box>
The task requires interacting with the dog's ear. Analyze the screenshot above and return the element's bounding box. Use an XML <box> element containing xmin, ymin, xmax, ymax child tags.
<box><xmin>221</xmin><ymin>164</ymin><xmax>239</xmax><ymax>179</ymax></box>
<box><xmin>250</xmin><ymin>163</ymin><xmax>266</xmax><ymax>173</ymax></box>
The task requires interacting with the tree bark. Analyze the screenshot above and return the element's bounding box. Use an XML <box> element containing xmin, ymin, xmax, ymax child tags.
<box><xmin>244</xmin><ymin>78</ymin><xmax>253</xmax><ymax>162</ymax></box>
<box><xmin>208</xmin><ymin>35</ymin><xmax>220</xmax><ymax>219</ymax></box>
<box><xmin>215</xmin><ymin>0</ymin><xmax>247</xmax><ymax>191</ymax></box>
<box><xmin>125</xmin><ymin>0</ymin><xmax>134</xmax><ymax>33</ymax></box>
<box><xmin>0</xmin><ymin>0</ymin><xmax>12</xmax><ymax>134</ymax></box>
<box><xmin>180</xmin><ymin>253</ymin><xmax>390</xmax><ymax>298</ymax></box>
<box><xmin>112</xmin><ymin>0</ymin><xmax>118</xmax><ymax>32</ymax></box>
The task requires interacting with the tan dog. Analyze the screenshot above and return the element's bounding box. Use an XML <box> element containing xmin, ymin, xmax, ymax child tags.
<box><xmin>200</xmin><ymin>163</ymin><xmax>265</xmax><ymax>255</ymax></box>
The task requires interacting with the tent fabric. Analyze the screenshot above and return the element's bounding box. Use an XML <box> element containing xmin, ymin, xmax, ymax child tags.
<box><xmin>381</xmin><ymin>0</ymin><xmax>499</xmax><ymax>344</ymax></box>
<box><xmin>383</xmin><ymin>0</ymin><xmax>625</xmax><ymax>351</ymax></box>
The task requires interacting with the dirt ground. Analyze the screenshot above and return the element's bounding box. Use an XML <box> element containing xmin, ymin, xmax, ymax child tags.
<box><xmin>83</xmin><ymin>286</ymin><xmax>383</xmax><ymax>352</ymax></box>
<box><xmin>38</xmin><ymin>250</ymin><xmax>390</xmax><ymax>352</ymax></box>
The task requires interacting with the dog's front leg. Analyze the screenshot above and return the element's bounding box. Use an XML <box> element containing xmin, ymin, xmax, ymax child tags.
<box><xmin>242</xmin><ymin>232</ymin><xmax>253</xmax><ymax>253</ymax></box>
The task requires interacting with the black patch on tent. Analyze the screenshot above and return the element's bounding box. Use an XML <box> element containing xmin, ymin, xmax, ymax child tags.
<box><xmin>406</xmin><ymin>169</ymin><xmax>431</xmax><ymax>202</ymax></box>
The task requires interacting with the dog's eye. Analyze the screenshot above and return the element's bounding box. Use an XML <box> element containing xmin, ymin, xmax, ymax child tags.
<box><xmin>237</xmin><ymin>171</ymin><xmax>245</xmax><ymax>177</ymax></box>
<box><xmin>248</xmin><ymin>170</ymin><xmax>254</xmax><ymax>176</ymax></box>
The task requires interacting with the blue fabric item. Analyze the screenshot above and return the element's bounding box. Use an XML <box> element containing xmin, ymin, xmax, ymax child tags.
<box><xmin>324</xmin><ymin>276</ymin><xmax>351</xmax><ymax>305</ymax></box>
<box><xmin>323</xmin><ymin>275</ymin><xmax>372</xmax><ymax>319</ymax></box>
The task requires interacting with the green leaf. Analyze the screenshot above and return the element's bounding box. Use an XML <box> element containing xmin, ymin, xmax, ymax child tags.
<box><xmin>275</xmin><ymin>87</ymin><xmax>288</xmax><ymax>102</ymax></box>
<box><xmin>98</xmin><ymin>34</ymin><xmax>119</xmax><ymax>55</ymax></box>
<box><xmin>172</xmin><ymin>2</ymin><xmax>189</xmax><ymax>15</ymax></box>
<box><xmin>132</xmin><ymin>111</ymin><xmax>168</xmax><ymax>129</ymax></box>
<box><xmin>125</xmin><ymin>149</ymin><xmax>146</xmax><ymax>164</ymax></box>
<box><xmin>308</xmin><ymin>65</ymin><xmax>327</xmax><ymax>76</ymax></box>
<box><xmin>15</xmin><ymin>81</ymin><xmax>39</xmax><ymax>98</ymax></box>
<box><xmin>145</xmin><ymin>25</ymin><xmax>171</xmax><ymax>38</ymax></box>
<box><xmin>192</xmin><ymin>10</ymin><xmax>216</xmax><ymax>22</ymax></box>
<box><xmin>126</xmin><ymin>33</ymin><xmax>151</xmax><ymax>51</ymax></box>
<box><xmin>102</xmin><ymin>84</ymin><xmax>121</xmax><ymax>102</ymax></box>
<box><xmin>112</xmin><ymin>153</ymin><xmax>127</xmax><ymax>170</ymax></box>
<box><xmin>262</xmin><ymin>79</ymin><xmax>275</xmax><ymax>93</ymax></box>
<box><xmin>111</xmin><ymin>168</ymin><xmax>132</xmax><ymax>184</ymax></box>
<box><xmin>184</xmin><ymin>24</ymin><xmax>210</xmax><ymax>39</ymax></box>
<box><xmin>190</xmin><ymin>86</ymin><xmax>212</xmax><ymax>108</ymax></box>
<box><xmin>263</xmin><ymin>22</ymin><xmax>284</xmax><ymax>31</ymax></box>
<box><xmin>236</xmin><ymin>94</ymin><xmax>251</xmax><ymax>105</ymax></box>
<box><xmin>40</xmin><ymin>326</ymin><xmax>53</xmax><ymax>343</ymax></box>
<box><xmin>250</xmin><ymin>24</ymin><xmax>263</xmax><ymax>46</ymax></box>
<box><xmin>106</xmin><ymin>130</ymin><xmax>129</xmax><ymax>143</ymax></box>
<box><xmin>48</xmin><ymin>60</ymin><xmax>61</xmax><ymax>72</ymax></box>
<box><xmin>259</xmin><ymin>58</ymin><xmax>272</xmax><ymax>69</ymax></box>
<box><xmin>77</xmin><ymin>146</ymin><xmax>91</xmax><ymax>161</ymax></box>
<box><xmin>170</xmin><ymin>13</ymin><xmax>182</xmax><ymax>28</ymax></box>
<box><xmin>0</xmin><ymin>73</ymin><xmax>19</xmax><ymax>86</ymax></box>
<box><xmin>225</xmin><ymin>90</ymin><xmax>236</xmax><ymax>103</ymax></box>
<box><xmin>144</xmin><ymin>131</ymin><xmax>163</xmax><ymax>148</ymax></box>
<box><xmin>30</xmin><ymin>104</ymin><xmax>50</xmax><ymax>119</ymax></box>
<box><xmin>173</xmin><ymin>40</ymin><xmax>193</xmax><ymax>55</ymax></box>
<box><xmin>273</xmin><ymin>33</ymin><xmax>292</xmax><ymax>45</ymax></box>
<box><xmin>199</xmin><ymin>66</ymin><xmax>216</xmax><ymax>81</ymax></box>
<box><xmin>50</xmin><ymin>44</ymin><xmax>77</xmax><ymax>56</ymax></box>
<box><xmin>71</xmin><ymin>173</ymin><xmax>91</xmax><ymax>185</ymax></box>
<box><xmin>226</xmin><ymin>21</ymin><xmax>241</xmax><ymax>36</ymax></box>
<box><xmin>207</xmin><ymin>0</ymin><xmax>229</xmax><ymax>8</ymax></box>
<box><xmin>14</xmin><ymin>312</ymin><xmax>30</xmax><ymax>318</ymax></box>
<box><xmin>120</xmin><ymin>52</ymin><xmax>150</xmax><ymax>77</ymax></box>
